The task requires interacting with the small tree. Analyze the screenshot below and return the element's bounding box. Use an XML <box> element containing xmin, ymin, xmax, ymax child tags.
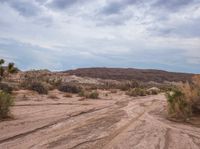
<box><xmin>0</xmin><ymin>91</ymin><xmax>13</xmax><ymax>119</ymax></box>
<box><xmin>0</xmin><ymin>59</ymin><xmax>5</xmax><ymax>79</ymax></box>
<box><xmin>0</xmin><ymin>59</ymin><xmax>17</xmax><ymax>120</ymax></box>
<box><xmin>0</xmin><ymin>59</ymin><xmax>17</xmax><ymax>80</ymax></box>
<box><xmin>8</xmin><ymin>62</ymin><xmax>17</xmax><ymax>73</ymax></box>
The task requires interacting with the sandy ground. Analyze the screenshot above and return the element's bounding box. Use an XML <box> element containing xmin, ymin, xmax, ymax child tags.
<box><xmin>0</xmin><ymin>90</ymin><xmax>200</xmax><ymax>149</ymax></box>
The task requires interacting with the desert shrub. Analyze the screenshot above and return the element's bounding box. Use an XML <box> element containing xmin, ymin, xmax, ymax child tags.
<box><xmin>86</xmin><ymin>85</ymin><xmax>98</xmax><ymax>90</ymax></box>
<box><xmin>21</xmin><ymin>78</ymin><xmax>48</xmax><ymax>94</ymax></box>
<box><xmin>21</xmin><ymin>78</ymin><xmax>52</xmax><ymax>91</ymax></box>
<box><xmin>0</xmin><ymin>91</ymin><xmax>13</xmax><ymax>119</ymax></box>
<box><xmin>165</xmin><ymin>75</ymin><xmax>200</xmax><ymax>119</ymax></box>
<box><xmin>29</xmin><ymin>82</ymin><xmax>48</xmax><ymax>94</ymax></box>
<box><xmin>166</xmin><ymin>89</ymin><xmax>192</xmax><ymax>119</ymax></box>
<box><xmin>126</xmin><ymin>88</ymin><xmax>147</xmax><ymax>97</ymax></box>
<box><xmin>48</xmin><ymin>78</ymin><xmax>62</xmax><ymax>88</ymax></box>
<box><xmin>58</xmin><ymin>83</ymin><xmax>81</xmax><ymax>94</ymax></box>
<box><xmin>78</xmin><ymin>90</ymin><xmax>99</xmax><ymax>99</ymax></box>
<box><xmin>191</xmin><ymin>75</ymin><xmax>200</xmax><ymax>102</ymax></box>
<box><xmin>147</xmin><ymin>87</ymin><xmax>160</xmax><ymax>95</ymax></box>
<box><xmin>160</xmin><ymin>84</ymin><xmax>177</xmax><ymax>92</ymax></box>
<box><xmin>78</xmin><ymin>90</ymin><xmax>85</xmax><ymax>97</ymax></box>
<box><xmin>101</xmin><ymin>81</ymin><xmax>119</xmax><ymax>90</ymax></box>
<box><xmin>86</xmin><ymin>91</ymin><xmax>99</xmax><ymax>99</ymax></box>
<box><xmin>0</xmin><ymin>83</ymin><xmax>13</xmax><ymax>93</ymax></box>
<box><xmin>119</xmin><ymin>81</ymin><xmax>139</xmax><ymax>91</ymax></box>
<box><xmin>0</xmin><ymin>59</ymin><xmax>18</xmax><ymax>80</ymax></box>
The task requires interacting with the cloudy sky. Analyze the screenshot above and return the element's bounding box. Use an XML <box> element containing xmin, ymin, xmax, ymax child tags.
<box><xmin>0</xmin><ymin>0</ymin><xmax>200</xmax><ymax>73</ymax></box>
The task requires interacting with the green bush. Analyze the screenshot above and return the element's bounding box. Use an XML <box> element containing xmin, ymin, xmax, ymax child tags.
<box><xmin>78</xmin><ymin>90</ymin><xmax>99</xmax><ymax>99</ymax></box>
<box><xmin>0</xmin><ymin>91</ymin><xmax>13</xmax><ymax>119</ymax></box>
<box><xmin>87</xmin><ymin>91</ymin><xmax>99</xmax><ymax>99</ymax></box>
<box><xmin>166</xmin><ymin>89</ymin><xmax>192</xmax><ymax>119</ymax></box>
<box><xmin>146</xmin><ymin>88</ymin><xmax>160</xmax><ymax>95</ymax></box>
<box><xmin>119</xmin><ymin>81</ymin><xmax>139</xmax><ymax>91</ymax></box>
<box><xmin>78</xmin><ymin>90</ymin><xmax>85</xmax><ymax>97</ymax></box>
<box><xmin>48</xmin><ymin>78</ymin><xmax>62</xmax><ymax>88</ymax></box>
<box><xmin>126</xmin><ymin>88</ymin><xmax>147</xmax><ymax>97</ymax></box>
<box><xmin>29</xmin><ymin>82</ymin><xmax>48</xmax><ymax>94</ymax></box>
<box><xmin>0</xmin><ymin>83</ymin><xmax>13</xmax><ymax>93</ymax></box>
<box><xmin>58</xmin><ymin>83</ymin><xmax>81</xmax><ymax>93</ymax></box>
<box><xmin>21</xmin><ymin>79</ymin><xmax>48</xmax><ymax>94</ymax></box>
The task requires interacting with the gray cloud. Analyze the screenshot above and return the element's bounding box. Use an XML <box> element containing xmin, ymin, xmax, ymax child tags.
<box><xmin>155</xmin><ymin>18</ymin><xmax>200</xmax><ymax>38</ymax></box>
<box><xmin>153</xmin><ymin>0</ymin><xmax>195</xmax><ymax>11</ymax></box>
<box><xmin>35</xmin><ymin>0</ymin><xmax>48</xmax><ymax>5</ymax></box>
<box><xmin>0</xmin><ymin>0</ymin><xmax>200</xmax><ymax>73</ymax></box>
<box><xmin>0</xmin><ymin>0</ymin><xmax>41</xmax><ymax>17</ymax></box>
<box><xmin>100</xmin><ymin>0</ymin><xmax>139</xmax><ymax>15</ymax></box>
<box><xmin>48</xmin><ymin>0</ymin><xmax>85</xmax><ymax>10</ymax></box>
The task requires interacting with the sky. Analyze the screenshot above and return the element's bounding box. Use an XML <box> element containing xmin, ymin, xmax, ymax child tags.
<box><xmin>0</xmin><ymin>0</ymin><xmax>200</xmax><ymax>73</ymax></box>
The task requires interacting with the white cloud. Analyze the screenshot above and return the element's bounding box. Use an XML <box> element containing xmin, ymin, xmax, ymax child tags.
<box><xmin>0</xmin><ymin>0</ymin><xmax>199</xmax><ymax>73</ymax></box>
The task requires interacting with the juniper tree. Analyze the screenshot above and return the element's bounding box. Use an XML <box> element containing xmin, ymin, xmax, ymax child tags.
<box><xmin>0</xmin><ymin>59</ymin><xmax>17</xmax><ymax>80</ymax></box>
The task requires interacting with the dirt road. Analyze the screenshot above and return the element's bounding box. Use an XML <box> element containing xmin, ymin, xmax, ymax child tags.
<box><xmin>0</xmin><ymin>90</ymin><xmax>200</xmax><ymax>149</ymax></box>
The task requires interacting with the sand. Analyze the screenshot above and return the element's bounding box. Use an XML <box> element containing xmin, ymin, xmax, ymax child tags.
<box><xmin>0</xmin><ymin>90</ymin><xmax>200</xmax><ymax>149</ymax></box>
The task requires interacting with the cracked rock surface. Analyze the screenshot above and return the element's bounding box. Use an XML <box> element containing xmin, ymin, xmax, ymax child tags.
<box><xmin>0</xmin><ymin>90</ymin><xmax>200</xmax><ymax>149</ymax></box>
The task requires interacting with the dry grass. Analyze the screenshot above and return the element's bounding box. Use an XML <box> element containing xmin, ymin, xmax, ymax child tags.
<box><xmin>63</xmin><ymin>93</ymin><xmax>73</xmax><ymax>98</ymax></box>
<box><xmin>166</xmin><ymin>75</ymin><xmax>200</xmax><ymax>119</ymax></box>
<box><xmin>78</xmin><ymin>90</ymin><xmax>99</xmax><ymax>99</ymax></box>
<box><xmin>58</xmin><ymin>83</ymin><xmax>81</xmax><ymax>94</ymax></box>
<box><xmin>48</xmin><ymin>94</ymin><xmax>59</xmax><ymax>99</ymax></box>
<box><xmin>0</xmin><ymin>91</ymin><xmax>13</xmax><ymax>119</ymax></box>
<box><xmin>166</xmin><ymin>89</ymin><xmax>192</xmax><ymax>119</ymax></box>
<box><xmin>78</xmin><ymin>97</ymin><xmax>86</xmax><ymax>101</ymax></box>
<box><xmin>126</xmin><ymin>88</ymin><xmax>147</xmax><ymax>97</ymax></box>
<box><xmin>86</xmin><ymin>91</ymin><xmax>99</xmax><ymax>99</ymax></box>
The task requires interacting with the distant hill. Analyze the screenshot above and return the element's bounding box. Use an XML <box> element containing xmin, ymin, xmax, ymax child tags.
<box><xmin>64</xmin><ymin>67</ymin><xmax>194</xmax><ymax>83</ymax></box>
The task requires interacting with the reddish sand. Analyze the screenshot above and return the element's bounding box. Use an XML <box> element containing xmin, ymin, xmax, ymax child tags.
<box><xmin>0</xmin><ymin>90</ymin><xmax>200</xmax><ymax>149</ymax></box>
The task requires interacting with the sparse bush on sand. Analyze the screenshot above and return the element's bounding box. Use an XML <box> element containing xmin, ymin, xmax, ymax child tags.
<box><xmin>58</xmin><ymin>83</ymin><xmax>81</xmax><ymax>94</ymax></box>
<box><xmin>78</xmin><ymin>90</ymin><xmax>85</xmax><ymax>97</ymax></box>
<box><xmin>78</xmin><ymin>90</ymin><xmax>99</xmax><ymax>99</ymax></box>
<box><xmin>21</xmin><ymin>78</ymin><xmax>49</xmax><ymax>94</ymax></box>
<box><xmin>0</xmin><ymin>59</ymin><xmax>17</xmax><ymax>120</ymax></box>
<box><xmin>28</xmin><ymin>82</ymin><xmax>48</xmax><ymax>94</ymax></box>
<box><xmin>119</xmin><ymin>81</ymin><xmax>139</xmax><ymax>91</ymax></box>
<box><xmin>0</xmin><ymin>59</ymin><xmax>18</xmax><ymax>81</ymax></box>
<box><xmin>126</xmin><ymin>88</ymin><xmax>147</xmax><ymax>97</ymax></box>
<box><xmin>48</xmin><ymin>78</ymin><xmax>62</xmax><ymax>88</ymax></box>
<box><xmin>146</xmin><ymin>87</ymin><xmax>160</xmax><ymax>95</ymax></box>
<box><xmin>166</xmin><ymin>88</ymin><xmax>192</xmax><ymax>119</ymax></box>
<box><xmin>0</xmin><ymin>91</ymin><xmax>13</xmax><ymax>119</ymax></box>
<box><xmin>87</xmin><ymin>91</ymin><xmax>99</xmax><ymax>99</ymax></box>
<box><xmin>166</xmin><ymin>75</ymin><xmax>200</xmax><ymax>120</ymax></box>
<box><xmin>0</xmin><ymin>83</ymin><xmax>13</xmax><ymax>94</ymax></box>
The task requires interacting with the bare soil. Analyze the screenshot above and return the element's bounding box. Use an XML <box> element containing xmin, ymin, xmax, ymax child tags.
<box><xmin>0</xmin><ymin>90</ymin><xmax>200</xmax><ymax>149</ymax></box>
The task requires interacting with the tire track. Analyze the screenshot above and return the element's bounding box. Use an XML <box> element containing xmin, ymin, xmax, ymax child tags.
<box><xmin>13</xmin><ymin>103</ymin><xmax>91</xmax><ymax>107</ymax></box>
<box><xmin>0</xmin><ymin>105</ymin><xmax>112</xmax><ymax>145</ymax></box>
<box><xmin>100</xmin><ymin>100</ymin><xmax>157</xmax><ymax>149</ymax></box>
